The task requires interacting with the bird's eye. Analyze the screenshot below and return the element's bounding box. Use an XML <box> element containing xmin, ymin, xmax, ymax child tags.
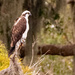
<box><xmin>27</xmin><ymin>12</ymin><xmax>29</xmax><ymax>14</ymax></box>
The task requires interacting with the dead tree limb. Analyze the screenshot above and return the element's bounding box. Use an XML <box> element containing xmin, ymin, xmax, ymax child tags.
<box><xmin>37</xmin><ymin>44</ymin><xmax>75</xmax><ymax>56</ymax></box>
<box><xmin>0</xmin><ymin>46</ymin><xmax>24</xmax><ymax>75</ymax></box>
<box><xmin>67</xmin><ymin>0</ymin><xmax>75</xmax><ymax>4</ymax></box>
<box><xmin>0</xmin><ymin>55</ymin><xmax>24</xmax><ymax>75</ymax></box>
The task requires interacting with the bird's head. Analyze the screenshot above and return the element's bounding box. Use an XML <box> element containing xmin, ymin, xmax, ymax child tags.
<box><xmin>21</xmin><ymin>10</ymin><xmax>31</xmax><ymax>18</ymax></box>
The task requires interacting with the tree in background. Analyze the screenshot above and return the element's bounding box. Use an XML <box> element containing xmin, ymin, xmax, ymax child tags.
<box><xmin>67</xmin><ymin>0</ymin><xmax>75</xmax><ymax>74</ymax></box>
<box><xmin>22</xmin><ymin>0</ymin><xmax>44</xmax><ymax>65</ymax></box>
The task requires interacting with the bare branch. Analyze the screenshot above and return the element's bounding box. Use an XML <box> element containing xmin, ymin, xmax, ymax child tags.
<box><xmin>37</xmin><ymin>44</ymin><xmax>75</xmax><ymax>56</ymax></box>
<box><xmin>64</xmin><ymin>33</ymin><xmax>73</xmax><ymax>44</ymax></box>
<box><xmin>67</xmin><ymin>0</ymin><xmax>75</xmax><ymax>4</ymax></box>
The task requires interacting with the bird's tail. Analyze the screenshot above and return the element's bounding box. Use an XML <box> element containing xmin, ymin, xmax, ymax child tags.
<box><xmin>8</xmin><ymin>46</ymin><xmax>15</xmax><ymax>57</ymax></box>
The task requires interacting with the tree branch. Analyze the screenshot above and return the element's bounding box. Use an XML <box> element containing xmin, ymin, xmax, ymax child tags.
<box><xmin>37</xmin><ymin>44</ymin><xmax>75</xmax><ymax>56</ymax></box>
<box><xmin>67</xmin><ymin>0</ymin><xmax>75</xmax><ymax>4</ymax></box>
<box><xmin>0</xmin><ymin>44</ymin><xmax>24</xmax><ymax>75</ymax></box>
<box><xmin>0</xmin><ymin>54</ymin><xmax>23</xmax><ymax>75</ymax></box>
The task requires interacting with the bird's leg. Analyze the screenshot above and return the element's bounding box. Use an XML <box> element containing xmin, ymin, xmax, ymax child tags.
<box><xmin>21</xmin><ymin>38</ymin><xmax>26</xmax><ymax>46</ymax></box>
<box><xmin>15</xmin><ymin>40</ymin><xmax>22</xmax><ymax>57</ymax></box>
<box><xmin>21</xmin><ymin>38</ymin><xmax>26</xmax><ymax>43</ymax></box>
<box><xmin>20</xmin><ymin>39</ymin><xmax>22</xmax><ymax>46</ymax></box>
<box><xmin>15</xmin><ymin>38</ymin><xmax>26</xmax><ymax>57</ymax></box>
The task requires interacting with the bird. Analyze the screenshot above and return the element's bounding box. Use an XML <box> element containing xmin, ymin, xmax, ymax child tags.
<box><xmin>8</xmin><ymin>10</ymin><xmax>31</xmax><ymax>57</ymax></box>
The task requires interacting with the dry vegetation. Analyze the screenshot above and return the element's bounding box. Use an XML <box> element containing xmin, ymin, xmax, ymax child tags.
<box><xmin>0</xmin><ymin>41</ymin><xmax>73</xmax><ymax>75</ymax></box>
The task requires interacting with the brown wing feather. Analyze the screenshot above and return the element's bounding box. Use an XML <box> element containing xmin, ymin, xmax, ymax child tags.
<box><xmin>11</xmin><ymin>16</ymin><xmax>26</xmax><ymax>47</ymax></box>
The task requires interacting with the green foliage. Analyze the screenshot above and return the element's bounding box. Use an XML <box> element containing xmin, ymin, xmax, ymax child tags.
<box><xmin>37</xmin><ymin>3</ymin><xmax>73</xmax><ymax>74</ymax></box>
<box><xmin>38</xmin><ymin>28</ymin><xmax>67</xmax><ymax>45</ymax></box>
<box><xmin>53</xmin><ymin>13</ymin><xmax>60</xmax><ymax>20</ymax></box>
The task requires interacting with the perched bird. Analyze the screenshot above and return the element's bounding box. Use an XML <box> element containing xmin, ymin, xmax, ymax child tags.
<box><xmin>8</xmin><ymin>10</ymin><xmax>31</xmax><ymax>57</ymax></box>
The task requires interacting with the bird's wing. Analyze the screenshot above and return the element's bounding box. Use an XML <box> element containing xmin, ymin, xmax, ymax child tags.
<box><xmin>14</xmin><ymin>17</ymin><xmax>19</xmax><ymax>23</ymax></box>
<box><xmin>10</xmin><ymin>16</ymin><xmax>26</xmax><ymax>47</ymax></box>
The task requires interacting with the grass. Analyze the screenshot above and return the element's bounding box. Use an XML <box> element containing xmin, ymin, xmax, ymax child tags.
<box><xmin>36</xmin><ymin>28</ymin><xmax>73</xmax><ymax>75</ymax></box>
<box><xmin>30</xmin><ymin>55</ymin><xmax>73</xmax><ymax>75</ymax></box>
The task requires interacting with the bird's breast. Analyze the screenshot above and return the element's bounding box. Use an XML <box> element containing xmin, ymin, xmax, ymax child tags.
<box><xmin>22</xmin><ymin>19</ymin><xmax>29</xmax><ymax>39</ymax></box>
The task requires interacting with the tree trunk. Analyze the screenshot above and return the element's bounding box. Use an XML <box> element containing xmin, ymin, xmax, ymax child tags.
<box><xmin>71</xmin><ymin>4</ymin><xmax>75</xmax><ymax>75</ymax></box>
<box><xmin>38</xmin><ymin>44</ymin><xmax>75</xmax><ymax>56</ymax></box>
<box><xmin>22</xmin><ymin>0</ymin><xmax>44</xmax><ymax>66</ymax></box>
<box><xmin>67</xmin><ymin>0</ymin><xmax>75</xmax><ymax>75</ymax></box>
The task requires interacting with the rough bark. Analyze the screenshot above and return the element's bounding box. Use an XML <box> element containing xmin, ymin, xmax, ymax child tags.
<box><xmin>37</xmin><ymin>44</ymin><xmax>75</xmax><ymax>56</ymax></box>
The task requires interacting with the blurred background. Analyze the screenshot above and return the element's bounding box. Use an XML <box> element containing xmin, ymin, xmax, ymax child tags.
<box><xmin>0</xmin><ymin>0</ymin><xmax>75</xmax><ymax>75</ymax></box>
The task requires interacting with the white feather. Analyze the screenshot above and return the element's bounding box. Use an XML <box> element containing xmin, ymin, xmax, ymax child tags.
<box><xmin>21</xmin><ymin>10</ymin><xmax>30</xmax><ymax>16</ymax></box>
<box><xmin>22</xmin><ymin>14</ymin><xmax>29</xmax><ymax>41</ymax></box>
